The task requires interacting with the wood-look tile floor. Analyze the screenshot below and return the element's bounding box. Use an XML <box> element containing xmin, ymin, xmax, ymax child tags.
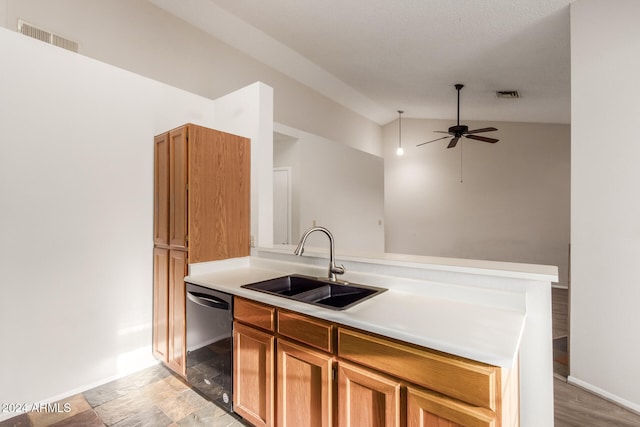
<box><xmin>0</xmin><ymin>365</ymin><xmax>248</xmax><ymax>427</ymax></box>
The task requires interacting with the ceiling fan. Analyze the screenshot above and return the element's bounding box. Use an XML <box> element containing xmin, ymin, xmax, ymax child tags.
<box><xmin>417</xmin><ymin>84</ymin><xmax>499</xmax><ymax>149</ymax></box>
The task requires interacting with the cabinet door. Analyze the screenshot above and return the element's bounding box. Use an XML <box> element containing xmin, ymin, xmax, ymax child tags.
<box><xmin>233</xmin><ymin>322</ymin><xmax>275</xmax><ymax>427</ymax></box>
<box><xmin>154</xmin><ymin>133</ymin><xmax>169</xmax><ymax>246</ymax></box>
<box><xmin>167</xmin><ymin>250</ymin><xmax>187</xmax><ymax>377</ymax></box>
<box><xmin>187</xmin><ymin>125</ymin><xmax>251</xmax><ymax>262</ymax></box>
<box><xmin>152</xmin><ymin>247</ymin><xmax>169</xmax><ymax>362</ymax></box>
<box><xmin>277</xmin><ymin>339</ymin><xmax>333</xmax><ymax>427</ymax></box>
<box><xmin>169</xmin><ymin>126</ymin><xmax>188</xmax><ymax>249</ymax></box>
<box><xmin>338</xmin><ymin>362</ymin><xmax>402</xmax><ymax>427</ymax></box>
<box><xmin>406</xmin><ymin>386</ymin><xmax>495</xmax><ymax>427</ymax></box>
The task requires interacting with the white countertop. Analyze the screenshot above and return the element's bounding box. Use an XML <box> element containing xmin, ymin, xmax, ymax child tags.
<box><xmin>186</xmin><ymin>256</ymin><xmax>526</xmax><ymax>367</ymax></box>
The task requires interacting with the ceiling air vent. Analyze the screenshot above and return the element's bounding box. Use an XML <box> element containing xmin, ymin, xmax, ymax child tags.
<box><xmin>18</xmin><ymin>20</ymin><xmax>78</xmax><ymax>53</ymax></box>
<box><xmin>496</xmin><ymin>90</ymin><xmax>520</xmax><ymax>99</ymax></box>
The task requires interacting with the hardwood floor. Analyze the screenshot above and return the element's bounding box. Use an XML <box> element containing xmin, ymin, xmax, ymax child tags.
<box><xmin>552</xmin><ymin>287</ymin><xmax>569</xmax><ymax>339</ymax></box>
<box><xmin>554</xmin><ymin>378</ymin><xmax>640</xmax><ymax>426</ymax></box>
<box><xmin>552</xmin><ymin>287</ymin><xmax>570</xmax><ymax>379</ymax></box>
<box><xmin>551</xmin><ymin>287</ymin><xmax>640</xmax><ymax>426</ymax></box>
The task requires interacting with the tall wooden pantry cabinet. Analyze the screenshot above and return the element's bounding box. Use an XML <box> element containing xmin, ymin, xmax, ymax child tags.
<box><xmin>152</xmin><ymin>123</ymin><xmax>250</xmax><ymax>377</ymax></box>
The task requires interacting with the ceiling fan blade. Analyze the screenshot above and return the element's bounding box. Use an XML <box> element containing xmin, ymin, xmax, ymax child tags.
<box><xmin>465</xmin><ymin>134</ymin><xmax>499</xmax><ymax>143</ymax></box>
<box><xmin>416</xmin><ymin>136</ymin><xmax>449</xmax><ymax>147</ymax></box>
<box><xmin>447</xmin><ymin>137</ymin><xmax>460</xmax><ymax>148</ymax></box>
<box><xmin>466</xmin><ymin>127</ymin><xmax>497</xmax><ymax>134</ymax></box>
<box><xmin>434</xmin><ymin>130</ymin><xmax>451</xmax><ymax>134</ymax></box>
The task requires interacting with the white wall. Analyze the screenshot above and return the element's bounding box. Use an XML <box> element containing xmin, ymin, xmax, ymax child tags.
<box><xmin>570</xmin><ymin>0</ymin><xmax>640</xmax><ymax>411</ymax></box>
<box><xmin>273</xmin><ymin>132</ymin><xmax>302</xmax><ymax>244</ymax></box>
<box><xmin>0</xmin><ymin>0</ymin><xmax>6</xmax><ymax>26</ymax></box>
<box><xmin>273</xmin><ymin>124</ymin><xmax>385</xmax><ymax>253</ymax></box>
<box><xmin>0</xmin><ymin>27</ymin><xmax>270</xmax><ymax>415</ymax></box>
<box><xmin>212</xmin><ymin>83</ymin><xmax>274</xmax><ymax>248</ymax></box>
<box><xmin>383</xmin><ymin>118</ymin><xmax>571</xmax><ymax>285</ymax></box>
<box><xmin>0</xmin><ymin>0</ymin><xmax>382</xmax><ymax>156</ymax></box>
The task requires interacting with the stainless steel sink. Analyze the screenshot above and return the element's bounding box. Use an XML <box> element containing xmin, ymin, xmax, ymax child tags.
<box><xmin>241</xmin><ymin>274</ymin><xmax>386</xmax><ymax>310</ymax></box>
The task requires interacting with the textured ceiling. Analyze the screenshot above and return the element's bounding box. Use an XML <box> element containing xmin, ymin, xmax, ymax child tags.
<box><xmin>151</xmin><ymin>0</ymin><xmax>571</xmax><ymax>125</ymax></box>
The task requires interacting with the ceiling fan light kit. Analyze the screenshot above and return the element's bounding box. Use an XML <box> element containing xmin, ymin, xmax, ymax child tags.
<box><xmin>416</xmin><ymin>84</ymin><xmax>499</xmax><ymax>149</ymax></box>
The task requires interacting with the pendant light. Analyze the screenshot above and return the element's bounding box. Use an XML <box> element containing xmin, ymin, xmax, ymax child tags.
<box><xmin>396</xmin><ymin>110</ymin><xmax>404</xmax><ymax>156</ymax></box>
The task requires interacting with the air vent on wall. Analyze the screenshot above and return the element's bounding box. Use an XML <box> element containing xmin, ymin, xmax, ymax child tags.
<box><xmin>496</xmin><ymin>90</ymin><xmax>520</xmax><ymax>99</ymax></box>
<box><xmin>18</xmin><ymin>20</ymin><xmax>78</xmax><ymax>53</ymax></box>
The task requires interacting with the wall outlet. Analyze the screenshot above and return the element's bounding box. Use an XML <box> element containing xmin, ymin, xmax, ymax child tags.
<box><xmin>250</xmin><ymin>235</ymin><xmax>255</xmax><ymax>247</ymax></box>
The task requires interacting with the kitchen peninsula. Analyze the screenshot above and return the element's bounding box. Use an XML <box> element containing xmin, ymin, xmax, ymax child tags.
<box><xmin>186</xmin><ymin>246</ymin><xmax>557</xmax><ymax>426</ymax></box>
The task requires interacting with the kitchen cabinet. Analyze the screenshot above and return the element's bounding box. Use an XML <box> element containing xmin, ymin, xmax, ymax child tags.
<box><xmin>167</xmin><ymin>126</ymin><xmax>188</xmax><ymax>249</ymax></box>
<box><xmin>152</xmin><ymin>247</ymin><xmax>169</xmax><ymax>361</ymax></box>
<box><xmin>154</xmin><ymin>123</ymin><xmax>251</xmax><ymax>261</ymax></box>
<box><xmin>406</xmin><ymin>385</ymin><xmax>493</xmax><ymax>427</ymax></box>
<box><xmin>152</xmin><ymin>123</ymin><xmax>250</xmax><ymax>377</ymax></box>
<box><xmin>338</xmin><ymin>327</ymin><xmax>518</xmax><ymax>427</ymax></box>
<box><xmin>233</xmin><ymin>321</ymin><xmax>275</xmax><ymax>427</ymax></box>
<box><xmin>277</xmin><ymin>310</ymin><xmax>334</xmax><ymax>353</ymax></box>
<box><xmin>152</xmin><ymin>247</ymin><xmax>187</xmax><ymax>376</ymax></box>
<box><xmin>233</xmin><ymin>298</ymin><xmax>276</xmax><ymax>427</ymax></box>
<box><xmin>233</xmin><ymin>298</ymin><xmax>333</xmax><ymax>427</ymax></box>
<box><xmin>276</xmin><ymin>309</ymin><xmax>335</xmax><ymax>426</ymax></box>
<box><xmin>277</xmin><ymin>339</ymin><xmax>334</xmax><ymax>427</ymax></box>
<box><xmin>338</xmin><ymin>361</ymin><xmax>402</xmax><ymax>427</ymax></box>
<box><xmin>337</xmin><ymin>328</ymin><xmax>499</xmax><ymax>411</ymax></box>
<box><xmin>153</xmin><ymin>133</ymin><xmax>169</xmax><ymax>246</ymax></box>
<box><xmin>167</xmin><ymin>249</ymin><xmax>187</xmax><ymax>375</ymax></box>
<box><xmin>232</xmin><ymin>297</ymin><xmax>519</xmax><ymax>427</ymax></box>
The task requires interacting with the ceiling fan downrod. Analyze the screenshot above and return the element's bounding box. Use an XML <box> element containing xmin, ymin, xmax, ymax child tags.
<box><xmin>455</xmin><ymin>84</ymin><xmax>463</xmax><ymax>127</ymax></box>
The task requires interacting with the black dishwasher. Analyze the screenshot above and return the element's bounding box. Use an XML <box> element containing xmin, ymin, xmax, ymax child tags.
<box><xmin>185</xmin><ymin>283</ymin><xmax>234</xmax><ymax>413</ymax></box>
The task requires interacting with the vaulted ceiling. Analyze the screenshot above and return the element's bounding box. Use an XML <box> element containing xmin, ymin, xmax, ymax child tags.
<box><xmin>150</xmin><ymin>0</ymin><xmax>571</xmax><ymax>125</ymax></box>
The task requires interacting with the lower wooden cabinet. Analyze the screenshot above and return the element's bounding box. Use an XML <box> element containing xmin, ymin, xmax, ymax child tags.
<box><xmin>277</xmin><ymin>339</ymin><xmax>334</xmax><ymax>427</ymax></box>
<box><xmin>152</xmin><ymin>248</ymin><xmax>186</xmax><ymax>377</ymax></box>
<box><xmin>152</xmin><ymin>247</ymin><xmax>169</xmax><ymax>362</ymax></box>
<box><xmin>167</xmin><ymin>250</ymin><xmax>187</xmax><ymax>376</ymax></box>
<box><xmin>338</xmin><ymin>361</ymin><xmax>403</xmax><ymax>427</ymax></box>
<box><xmin>232</xmin><ymin>297</ymin><xmax>518</xmax><ymax>427</ymax></box>
<box><xmin>233</xmin><ymin>321</ymin><xmax>275</xmax><ymax>427</ymax></box>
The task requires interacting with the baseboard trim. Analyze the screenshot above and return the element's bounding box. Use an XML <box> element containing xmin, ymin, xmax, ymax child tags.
<box><xmin>0</xmin><ymin>357</ymin><xmax>159</xmax><ymax>423</ymax></box>
<box><xmin>567</xmin><ymin>375</ymin><xmax>640</xmax><ymax>415</ymax></box>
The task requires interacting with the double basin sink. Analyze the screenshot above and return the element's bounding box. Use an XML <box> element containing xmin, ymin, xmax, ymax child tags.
<box><xmin>241</xmin><ymin>274</ymin><xmax>386</xmax><ymax>311</ymax></box>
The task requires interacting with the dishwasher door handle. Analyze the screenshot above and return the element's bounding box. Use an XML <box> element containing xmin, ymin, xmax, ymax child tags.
<box><xmin>187</xmin><ymin>291</ymin><xmax>230</xmax><ymax>310</ymax></box>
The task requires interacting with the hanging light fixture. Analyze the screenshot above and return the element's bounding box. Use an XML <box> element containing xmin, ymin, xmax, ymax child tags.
<box><xmin>396</xmin><ymin>110</ymin><xmax>404</xmax><ymax>156</ymax></box>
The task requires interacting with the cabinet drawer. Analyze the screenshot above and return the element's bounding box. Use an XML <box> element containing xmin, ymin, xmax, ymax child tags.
<box><xmin>407</xmin><ymin>385</ymin><xmax>495</xmax><ymax>427</ymax></box>
<box><xmin>278</xmin><ymin>310</ymin><xmax>334</xmax><ymax>353</ymax></box>
<box><xmin>234</xmin><ymin>297</ymin><xmax>275</xmax><ymax>332</ymax></box>
<box><xmin>338</xmin><ymin>328</ymin><xmax>499</xmax><ymax>411</ymax></box>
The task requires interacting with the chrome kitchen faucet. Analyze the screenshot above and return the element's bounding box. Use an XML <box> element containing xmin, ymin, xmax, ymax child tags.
<box><xmin>294</xmin><ymin>226</ymin><xmax>346</xmax><ymax>282</ymax></box>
